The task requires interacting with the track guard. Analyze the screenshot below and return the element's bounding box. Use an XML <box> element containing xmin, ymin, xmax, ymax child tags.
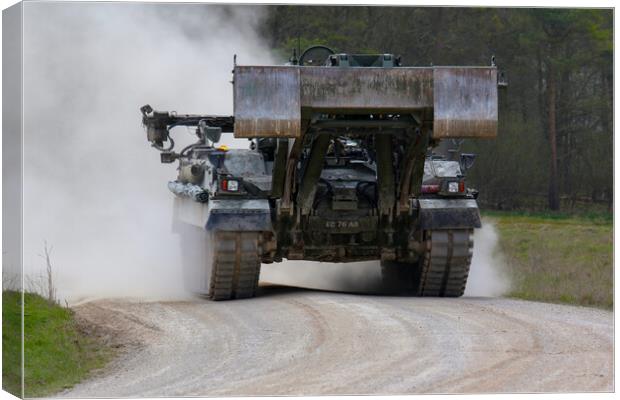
<box><xmin>205</xmin><ymin>199</ymin><xmax>272</xmax><ymax>232</ymax></box>
<box><xmin>417</xmin><ymin>199</ymin><xmax>481</xmax><ymax>230</ymax></box>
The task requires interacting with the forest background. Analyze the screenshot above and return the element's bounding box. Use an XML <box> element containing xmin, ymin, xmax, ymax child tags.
<box><xmin>260</xmin><ymin>6</ymin><xmax>613</xmax><ymax>213</ymax></box>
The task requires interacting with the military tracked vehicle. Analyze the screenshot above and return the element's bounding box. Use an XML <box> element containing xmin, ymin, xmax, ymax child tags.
<box><xmin>141</xmin><ymin>46</ymin><xmax>502</xmax><ymax>300</ymax></box>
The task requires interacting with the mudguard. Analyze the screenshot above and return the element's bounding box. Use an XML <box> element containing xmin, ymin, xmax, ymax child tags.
<box><xmin>205</xmin><ymin>199</ymin><xmax>272</xmax><ymax>232</ymax></box>
<box><xmin>172</xmin><ymin>197</ymin><xmax>272</xmax><ymax>232</ymax></box>
<box><xmin>417</xmin><ymin>198</ymin><xmax>481</xmax><ymax>230</ymax></box>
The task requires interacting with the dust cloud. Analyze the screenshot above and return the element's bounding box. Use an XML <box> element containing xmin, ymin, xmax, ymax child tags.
<box><xmin>261</xmin><ymin>261</ymin><xmax>385</xmax><ymax>294</ymax></box>
<box><xmin>21</xmin><ymin>3</ymin><xmax>274</xmax><ymax>304</ymax></box>
<box><xmin>464</xmin><ymin>221</ymin><xmax>511</xmax><ymax>297</ymax></box>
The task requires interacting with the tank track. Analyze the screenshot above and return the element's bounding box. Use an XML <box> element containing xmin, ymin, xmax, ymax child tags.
<box><xmin>208</xmin><ymin>232</ymin><xmax>261</xmax><ymax>300</ymax></box>
<box><xmin>418</xmin><ymin>229</ymin><xmax>474</xmax><ymax>297</ymax></box>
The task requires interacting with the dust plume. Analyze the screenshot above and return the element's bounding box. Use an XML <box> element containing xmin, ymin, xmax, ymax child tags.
<box><xmin>261</xmin><ymin>261</ymin><xmax>385</xmax><ymax>294</ymax></box>
<box><xmin>21</xmin><ymin>3</ymin><xmax>274</xmax><ymax>304</ymax></box>
<box><xmin>464</xmin><ymin>221</ymin><xmax>511</xmax><ymax>297</ymax></box>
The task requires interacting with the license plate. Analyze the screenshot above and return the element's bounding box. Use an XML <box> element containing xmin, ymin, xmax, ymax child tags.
<box><xmin>325</xmin><ymin>220</ymin><xmax>360</xmax><ymax>229</ymax></box>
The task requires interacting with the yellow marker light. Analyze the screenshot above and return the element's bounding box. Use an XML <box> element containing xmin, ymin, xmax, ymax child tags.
<box><xmin>217</xmin><ymin>145</ymin><xmax>229</xmax><ymax>151</ymax></box>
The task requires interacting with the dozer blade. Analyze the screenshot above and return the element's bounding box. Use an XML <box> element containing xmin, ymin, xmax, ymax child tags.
<box><xmin>233</xmin><ymin>65</ymin><xmax>498</xmax><ymax>139</ymax></box>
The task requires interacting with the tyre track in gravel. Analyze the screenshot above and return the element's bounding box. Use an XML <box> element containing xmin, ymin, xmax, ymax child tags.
<box><xmin>62</xmin><ymin>285</ymin><xmax>613</xmax><ymax>397</ymax></box>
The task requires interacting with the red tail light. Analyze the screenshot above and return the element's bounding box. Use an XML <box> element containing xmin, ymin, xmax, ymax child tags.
<box><xmin>221</xmin><ymin>179</ymin><xmax>228</xmax><ymax>191</ymax></box>
<box><xmin>459</xmin><ymin>181</ymin><xmax>465</xmax><ymax>193</ymax></box>
<box><xmin>421</xmin><ymin>184</ymin><xmax>440</xmax><ymax>194</ymax></box>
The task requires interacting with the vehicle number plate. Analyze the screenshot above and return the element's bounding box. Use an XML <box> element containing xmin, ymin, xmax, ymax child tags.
<box><xmin>325</xmin><ymin>220</ymin><xmax>360</xmax><ymax>229</ymax></box>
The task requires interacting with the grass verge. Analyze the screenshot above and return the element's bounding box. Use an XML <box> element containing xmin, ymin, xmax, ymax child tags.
<box><xmin>2</xmin><ymin>291</ymin><xmax>115</xmax><ymax>397</ymax></box>
<box><xmin>483</xmin><ymin>211</ymin><xmax>613</xmax><ymax>309</ymax></box>
<box><xmin>3</xmin><ymin>291</ymin><xmax>22</xmax><ymax>397</ymax></box>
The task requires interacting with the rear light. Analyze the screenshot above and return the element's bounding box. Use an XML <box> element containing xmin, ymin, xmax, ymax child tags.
<box><xmin>227</xmin><ymin>180</ymin><xmax>239</xmax><ymax>191</ymax></box>
<box><xmin>447</xmin><ymin>181</ymin><xmax>465</xmax><ymax>194</ymax></box>
<box><xmin>421</xmin><ymin>184</ymin><xmax>440</xmax><ymax>194</ymax></box>
<box><xmin>220</xmin><ymin>179</ymin><xmax>239</xmax><ymax>192</ymax></box>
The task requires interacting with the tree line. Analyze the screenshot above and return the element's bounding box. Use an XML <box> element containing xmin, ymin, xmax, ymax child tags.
<box><xmin>259</xmin><ymin>6</ymin><xmax>613</xmax><ymax>213</ymax></box>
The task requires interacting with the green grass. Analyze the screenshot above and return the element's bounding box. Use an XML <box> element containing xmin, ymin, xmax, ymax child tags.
<box><xmin>3</xmin><ymin>291</ymin><xmax>114</xmax><ymax>397</ymax></box>
<box><xmin>483</xmin><ymin>211</ymin><xmax>613</xmax><ymax>309</ymax></box>
<box><xmin>483</xmin><ymin>209</ymin><xmax>613</xmax><ymax>225</ymax></box>
<box><xmin>3</xmin><ymin>291</ymin><xmax>22</xmax><ymax>397</ymax></box>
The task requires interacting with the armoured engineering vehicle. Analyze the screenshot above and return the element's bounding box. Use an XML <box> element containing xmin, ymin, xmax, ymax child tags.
<box><xmin>141</xmin><ymin>46</ymin><xmax>502</xmax><ymax>300</ymax></box>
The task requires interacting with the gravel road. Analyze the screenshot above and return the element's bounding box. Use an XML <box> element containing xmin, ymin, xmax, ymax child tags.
<box><xmin>63</xmin><ymin>286</ymin><xmax>613</xmax><ymax>397</ymax></box>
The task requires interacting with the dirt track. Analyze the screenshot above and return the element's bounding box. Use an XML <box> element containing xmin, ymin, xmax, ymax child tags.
<box><xmin>63</xmin><ymin>286</ymin><xmax>613</xmax><ymax>396</ymax></box>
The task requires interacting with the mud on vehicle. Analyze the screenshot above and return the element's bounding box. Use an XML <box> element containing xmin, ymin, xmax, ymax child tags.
<box><xmin>141</xmin><ymin>46</ymin><xmax>504</xmax><ymax>300</ymax></box>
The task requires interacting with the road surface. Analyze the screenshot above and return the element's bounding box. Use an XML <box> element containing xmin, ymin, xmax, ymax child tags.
<box><xmin>63</xmin><ymin>286</ymin><xmax>613</xmax><ymax>396</ymax></box>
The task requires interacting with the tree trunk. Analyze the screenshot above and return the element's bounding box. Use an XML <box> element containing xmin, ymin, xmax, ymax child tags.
<box><xmin>559</xmin><ymin>56</ymin><xmax>572</xmax><ymax>204</ymax></box>
<box><xmin>537</xmin><ymin>49</ymin><xmax>544</xmax><ymax>121</ymax></box>
<box><xmin>547</xmin><ymin>64</ymin><xmax>560</xmax><ymax>210</ymax></box>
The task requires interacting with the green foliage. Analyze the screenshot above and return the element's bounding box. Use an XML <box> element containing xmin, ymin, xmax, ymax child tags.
<box><xmin>2</xmin><ymin>291</ymin><xmax>114</xmax><ymax>397</ymax></box>
<box><xmin>488</xmin><ymin>213</ymin><xmax>612</xmax><ymax>309</ymax></box>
